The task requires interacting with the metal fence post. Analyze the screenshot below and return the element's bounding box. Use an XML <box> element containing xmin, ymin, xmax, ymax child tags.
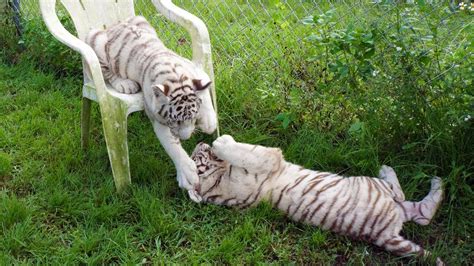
<box><xmin>11</xmin><ymin>0</ymin><xmax>22</xmax><ymax>37</ymax></box>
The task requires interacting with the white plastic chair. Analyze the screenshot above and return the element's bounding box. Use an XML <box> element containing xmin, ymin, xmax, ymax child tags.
<box><xmin>39</xmin><ymin>0</ymin><xmax>218</xmax><ymax>192</ymax></box>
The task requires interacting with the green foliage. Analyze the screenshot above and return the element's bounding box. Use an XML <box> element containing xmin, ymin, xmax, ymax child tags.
<box><xmin>20</xmin><ymin>13</ymin><xmax>82</xmax><ymax>76</ymax></box>
<box><xmin>0</xmin><ymin>152</ymin><xmax>12</xmax><ymax>177</ymax></box>
<box><xmin>0</xmin><ymin>5</ymin><xmax>22</xmax><ymax>62</ymax></box>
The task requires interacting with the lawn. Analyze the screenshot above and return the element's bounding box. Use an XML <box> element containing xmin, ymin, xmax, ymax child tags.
<box><xmin>1</xmin><ymin>0</ymin><xmax>473</xmax><ymax>264</ymax></box>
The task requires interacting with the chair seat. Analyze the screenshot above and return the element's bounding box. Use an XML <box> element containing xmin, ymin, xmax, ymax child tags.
<box><xmin>83</xmin><ymin>82</ymin><xmax>144</xmax><ymax>115</ymax></box>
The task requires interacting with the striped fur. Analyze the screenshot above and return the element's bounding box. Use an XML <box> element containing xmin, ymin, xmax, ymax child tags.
<box><xmin>86</xmin><ymin>16</ymin><xmax>215</xmax><ymax>140</ymax></box>
<box><xmin>86</xmin><ymin>16</ymin><xmax>217</xmax><ymax>200</ymax></box>
<box><xmin>191</xmin><ymin>135</ymin><xmax>444</xmax><ymax>265</ymax></box>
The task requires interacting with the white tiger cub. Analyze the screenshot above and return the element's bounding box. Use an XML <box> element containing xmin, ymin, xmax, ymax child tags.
<box><xmin>86</xmin><ymin>16</ymin><xmax>217</xmax><ymax>201</ymax></box>
<box><xmin>191</xmin><ymin>135</ymin><xmax>445</xmax><ymax>265</ymax></box>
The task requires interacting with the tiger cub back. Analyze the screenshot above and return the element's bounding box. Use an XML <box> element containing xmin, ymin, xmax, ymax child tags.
<box><xmin>191</xmin><ymin>135</ymin><xmax>444</xmax><ymax>265</ymax></box>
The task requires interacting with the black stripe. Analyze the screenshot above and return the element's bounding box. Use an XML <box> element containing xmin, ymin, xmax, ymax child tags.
<box><xmin>157</xmin><ymin>105</ymin><xmax>165</xmax><ymax>115</ymax></box>
<box><xmin>112</xmin><ymin>31</ymin><xmax>134</xmax><ymax>74</ymax></box>
<box><xmin>286</xmin><ymin>174</ymin><xmax>309</xmax><ymax>194</ymax></box>
<box><xmin>336</xmin><ymin>178</ymin><xmax>360</xmax><ymax>232</ymax></box>
<box><xmin>88</xmin><ymin>30</ymin><xmax>103</xmax><ymax>50</ymax></box>
<box><xmin>289</xmin><ymin>197</ymin><xmax>306</xmax><ymax>217</ymax></box>
<box><xmin>140</xmin><ymin>53</ymin><xmax>163</xmax><ymax>84</ymax></box>
<box><xmin>372</xmin><ymin>207</ymin><xmax>395</xmax><ymax>240</ymax></box>
<box><xmin>357</xmin><ymin>179</ymin><xmax>380</xmax><ymax>237</ymax></box>
<box><xmin>307</xmin><ymin>201</ymin><xmax>326</xmax><ymax>222</ymax></box>
<box><xmin>274</xmin><ymin>183</ymin><xmax>290</xmax><ymax>208</ymax></box>
<box><xmin>153</xmin><ymin>70</ymin><xmax>172</xmax><ymax>81</ymax></box>
<box><xmin>318</xmin><ymin>185</ymin><xmax>346</xmax><ymax>229</ymax></box>
<box><xmin>344</xmin><ymin>213</ymin><xmax>358</xmax><ymax>236</ymax></box>
<box><xmin>228</xmin><ymin>165</ymin><xmax>233</xmax><ymax>180</ymax></box>
<box><xmin>235</xmin><ymin>192</ymin><xmax>254</xmax><ymax>209</ymax></box>
<box><xmin>221</xmin><ymin>197</ymin><xmax>236</xmax><ymax>205</ymax></box>
<box><xmin>206</xmin><ymin>194</ymin><xmax>222</xmax><ymax>203</ymax></box>
<box><xmin>368</xmin><ymin>201</ymin><xmax>390</xmax><ymax>240</ymax></box>
<box><xmin>239</xmin><ymin>174</ymin><xmax>272</xmax><ymax>209</ymax></box>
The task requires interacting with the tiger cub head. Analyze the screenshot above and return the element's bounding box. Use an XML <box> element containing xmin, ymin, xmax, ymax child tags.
<box><xmin>191</xmin><ymin>141</ymin><xmax>262</xmax><ymax>206</ymax></box>
<box><xmin>150</xmin><ymin>75</ymin><xmax>211</xmax><ymax>140</ymax></box>
<box><xmin>191</xmin><ymin>142</ymin><xmax>228</xmax><ymax>196</ymax></box>
<box><xmin>191</xmin><ymin>142</ymin><xmax>225</xmax><ymax>177</ymax></box>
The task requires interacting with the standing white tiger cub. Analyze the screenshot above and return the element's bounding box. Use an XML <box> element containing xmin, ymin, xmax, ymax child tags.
<box><xmin>86</xmin><ymin>16</ymin><xmax>217</xmax><ymax>201</ymax></box>
<box><xmin>191</xmin><ymin>135</ymin><xmax>444</xmax><ymax>265</ymax></box>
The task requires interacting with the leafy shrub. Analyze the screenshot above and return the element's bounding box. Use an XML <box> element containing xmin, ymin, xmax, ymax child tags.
<box><xmin>267</xmin><ymin>3</ymin><xmax>473</xmax><ymax>176</ymax></box>
<box><xmin>0</xmin><ymin>5</ymin><xmax>23</xmax><ymax>62</ymax></box>
<box><xmin>0</xmin><ymin>5</ymin><xmax>81</xmax><ymax>76</ymax></box>
<box><xmin>19</xmin><ymin>11</ymin><xmax>82</xmax><ymax>76</ymax></box>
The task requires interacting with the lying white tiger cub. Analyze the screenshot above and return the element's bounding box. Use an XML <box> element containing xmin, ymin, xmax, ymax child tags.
<box><xmin>191</xmin><ymin>135</ymin><xmax>444</xmax><ymax>265</ymax></box>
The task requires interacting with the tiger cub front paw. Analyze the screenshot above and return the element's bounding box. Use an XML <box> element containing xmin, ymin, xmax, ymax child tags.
<box><xmin>111</xmin><ymin>78</ymin><xmax>141</xmax><ymax>94</ymax></box>
<box><xmin>212</xmin><ymin>135</ymin><xmax>236</xmax><ymax>158</ymax></box>
<box><xmin>176</xmin><ymin>159</ymin><xmax>202</xmax><ymax>203</ymax></box>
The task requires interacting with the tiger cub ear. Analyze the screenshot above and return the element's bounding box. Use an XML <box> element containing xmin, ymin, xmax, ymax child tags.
<box><xmin>152</xmin><ymin>84</ymin><xmax>170</xmax><ymax>97</ymax></box>
<box><xmin>192</xmin><ymin>79</ymin><xmax>212</xmax><ymax>91</ymax></box>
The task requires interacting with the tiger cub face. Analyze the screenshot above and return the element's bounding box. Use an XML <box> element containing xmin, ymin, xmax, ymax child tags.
<box><xmin>191</xmin><ymin>142</ymin><xmax>230</xmax><ymax>194</ymax></box>
<box><xmin>191</xmin><ymin>142</ymin><xmax>258</xmax><ymax>202</ymax></box>
<box><xmin>150</xmin><ymin>76</ymin><xmax>211</xmax><ymax>140</ymax></box>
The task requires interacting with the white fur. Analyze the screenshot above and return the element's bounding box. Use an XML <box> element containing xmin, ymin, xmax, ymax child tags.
<box><xmin>86</xmin><ymin>16</ymin><xmax>218</xmax><ymax>201</ymax></box>
<box><xmin>192</xmin><ymin>135</ymin><xmax>445</xmax><ymax>264</ymax></box>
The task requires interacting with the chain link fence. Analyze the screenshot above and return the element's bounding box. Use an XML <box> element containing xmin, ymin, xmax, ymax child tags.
<box><xmin>3</xmin><ymin>0</ymin><xmax>471</xmax><ymax>85</ymax></box>
<box><xmin>2</xmin><ymin>0</ymin><xmax>473</xmax><ymax>135</ymax></box>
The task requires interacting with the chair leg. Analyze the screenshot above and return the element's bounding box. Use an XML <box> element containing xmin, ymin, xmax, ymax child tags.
<box><xmin>101</xmin><ymin>106</ymin><xmax>131</xmax><ymax>193</ymax></box>
<box><xmin>81</xmin><ymin>97</ymin><xmax>92</xmax><ymax>149</ymax></box>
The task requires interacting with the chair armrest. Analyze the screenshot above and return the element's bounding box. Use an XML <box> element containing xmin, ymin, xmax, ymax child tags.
<box><xmin>152</xmin><ymin>0</ymin><xmax>218</xmax><ymax>134</ymax></box>
<box><xmin>39</xmin><ymin>0</ymin><xmax>108</xmax><ymax>101</ymax></box>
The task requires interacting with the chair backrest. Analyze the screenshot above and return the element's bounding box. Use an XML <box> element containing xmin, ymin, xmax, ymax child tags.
<box><xmin>59</xmin><ymin>0</ymin><xmax>135</xmax><ymax>40</ymax></box>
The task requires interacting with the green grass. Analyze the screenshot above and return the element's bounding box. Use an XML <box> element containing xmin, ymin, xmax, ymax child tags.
<box><xmin>1</xmin><ymin>0</ymin><xmax>473</xmax><ymax>264</ymax></box>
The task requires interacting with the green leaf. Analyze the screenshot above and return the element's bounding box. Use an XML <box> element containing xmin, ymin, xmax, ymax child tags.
<box><xmin>339</xmin><ymin>65</ymin><xmax>349</xmax><ymax>77</ymax></box>
<box><xmin>282</xmin><ymin>117</ymin><xmax>291</xmax><ymax>129</ymax></box>
<box><xmin>421</xmin><ymin>35</ymin><xmax>433</xmax><ymax>41</ymax></box>
<box><xmin>305</xmin><ymin>34</ymin><xmax>323</xmax><ymax>42</ymax></box>
<box><xmin>275</xmin><ymin>113</ymin><xmax>293</xmax><ymax>129</ymax></box>
<box><xmin>301</xmin><ymin>16</ymin><xmax>315</xmax><ymax>25</ymax></box>
<box><xmin>402</xmin><ymin>142</ymin><xmax>422</xmax><ymax>150</ymax></box>
<box><xmin>348</xmin><ymin>120</ymin><xmax>365</xmax><ymax>135</ymax></box>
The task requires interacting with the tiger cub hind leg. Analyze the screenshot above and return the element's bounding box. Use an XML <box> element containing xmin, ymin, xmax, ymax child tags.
<box><xmin>379</xmin><ymin>235</ymin><xmax>444</xmax><ymax>265</ymax></box>
<box><xmin>398</xmin><ymin>177</ymin><xmax>443</xmax><ymax>225</ymax></box>
<box><xmin>378</xmin><ymin>165</ymin><xmax>405</xmax><ymax>202</ymax></box>
<box><xmin>108</xmin><ymin>75</ymin><xmax>141</xmax><ymax>94</ymax></box>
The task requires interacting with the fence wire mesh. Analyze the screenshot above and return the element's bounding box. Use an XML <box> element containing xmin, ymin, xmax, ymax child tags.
<box><xmin>2</xmin><ymin>1</ymin><xmax>473</xmax><ymax>136</ymax></box>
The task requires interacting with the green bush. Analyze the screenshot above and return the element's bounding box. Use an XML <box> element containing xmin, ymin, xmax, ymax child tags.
<box><xmin>276</xmin><ymin>4</ymin><xmax>473</xmax><ymax>168</ymax></box>
<box><xmin>19</xmin><ymin>12</ymin><xmax>82</xmax><ymax>76</ymax></box>
<box><xmin>0</xmin><ymin>8</ymin><xmax>81</xmax><ymax>76</ymax></box>
<box><xmin>0</xmin><ymin>6</ymin><xmax>23</xmax><ymax>62</ymax></box>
